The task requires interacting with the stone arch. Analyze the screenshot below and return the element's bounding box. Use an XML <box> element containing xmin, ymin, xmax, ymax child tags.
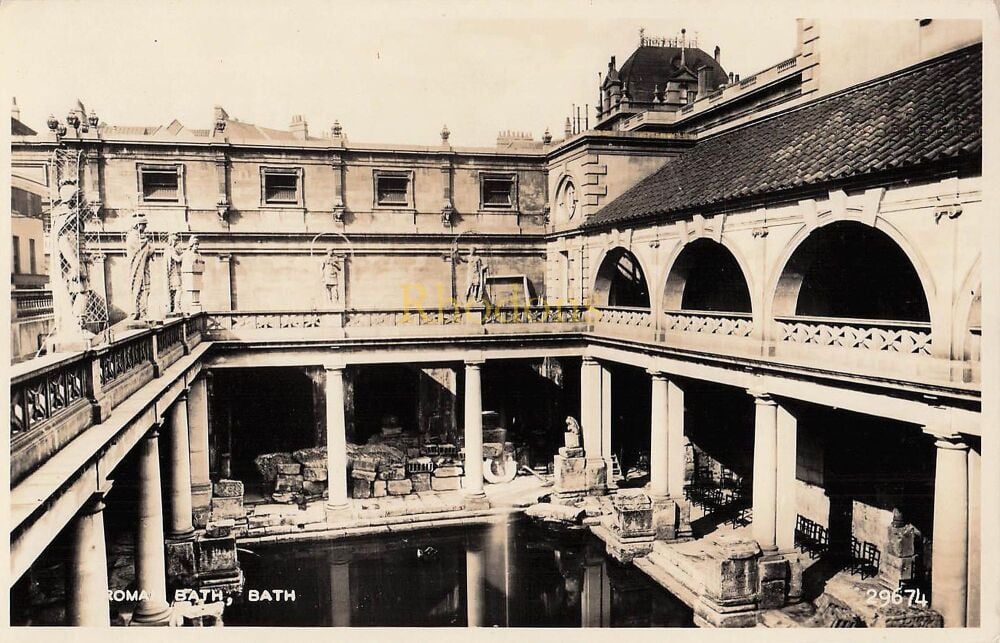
<box><xmin>770</xmin><ymin>220</ymin><xmax>932</xmax><ymax>322</ymax></box>
<box><xmin>954</xmin><ymin>257</ymin><xmax>981</xmax><ymax>361</ymax></box>
<box><xmin>661</xmin><ymin>238</ymin><xmax>753</xmax><ymax>313</ymax></box>
<box><xmin>591</xmin><ymin>246</ymin><xmax>651</xmax><ymax>308</ymax></box>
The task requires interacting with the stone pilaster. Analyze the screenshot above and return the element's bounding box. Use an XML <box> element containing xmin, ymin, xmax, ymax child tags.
<box><xmin>750</xmin><ymin>390</ymin><xmax>778</xmax><ymax>553</ymax></box>
<box><xmin>66</xmin><ymin>486</ymin><xmax>112</xmax><ymax>626</ymax></box>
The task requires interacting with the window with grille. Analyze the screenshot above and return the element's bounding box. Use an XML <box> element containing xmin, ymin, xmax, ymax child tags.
<box><xmin>139</xmin><ymin>166</ymin><xmax>181</xmax><ymax>202</ymax></box>
<box><xmin>375</xmin><ymin>172</ymin><xmax>411</xmax><ymax>206</ymax></box>
<box><xmin>481</xmin><ymin>174</ymin><xmax>515</xmax><ymax>209</ymax></box>
<box><xmin>262</xmin><ymin>168</ymin><xmax>301</xmax><ymax>204</ymax></box>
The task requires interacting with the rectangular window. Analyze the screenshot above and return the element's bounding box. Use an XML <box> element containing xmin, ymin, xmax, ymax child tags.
<box><xmin>139</xmin><ymin>165</ymin><xmax>181</xmax><ymax>202</ymax></box>
<box><xmin>12</xmin><ymin>236</ymin><xmax>20</xmax><ymax>274</ymax></box>
<box><xmin>28</xmin><ymin>239</ymin><xmax>36</xmax><ymax>274</ymax></box>
<box><xmin>480</xmin><ymin>174</ymin><xmax>515</xmax><ymax>209</ymax></box>
<box><xmin>262</xmin><ymin>168</ymin><xmax>301</xmax><ymax>204</ymax></box>
<box><xmin>375</xmin><ymin>172</ymin><xmax>410</xmax><ymax>206</ymax></box>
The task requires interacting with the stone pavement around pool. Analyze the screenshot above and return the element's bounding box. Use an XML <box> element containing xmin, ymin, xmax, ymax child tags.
<box><xmin>238</xmin><ymin>474</ymin><xmax>552</xmax><ymax>542</ymax></box>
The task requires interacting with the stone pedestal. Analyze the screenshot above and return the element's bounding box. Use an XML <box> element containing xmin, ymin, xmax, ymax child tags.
<box><xmin>210</xmin><ymin>479</ymin><xmax>245</xmax><ymax>521</ymax></box>
<box><xmin>650</xmin><ymin>496</ymin><xmax>690</xmax><ymax>542</ymax></box>
<box><xmin>602</xmin><ymin>490</ymin><xmax>655</xmax><ymax>562</ymax></box>
<box><xmin>553</xmin><ymin>454</ymin><xmax>607</xmax><ymax>501</ymax></box>
<box><xmin>695</xmin><ymin>534</ymin><xmax>762</xmax><ymax>628</ymax></box>
<box><xmin>880</xmin><ymin>514</ymin><xmax>921</xmax><ymax>590</ymax></box>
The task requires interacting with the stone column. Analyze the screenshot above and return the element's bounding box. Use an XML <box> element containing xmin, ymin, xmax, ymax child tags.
<box><xmin>750</xmin><ymin>391</ymin><xmax>778</xmax><ymax>553</ymax></box>
<box><xmin>775</xmin><ymin>405</ymin><xmax>798</xmax><ymax>552</ymax></box>
<box><xmin>581</xmin><ymin>558</ymin><xmax>610</xmax><ymax>627</ymax></box>
<box><xmin>463</xmin><ymin>360</ymin><xmax>489</xmax><ymax>508</ymax></box>
<box><xmin>66</xmin><ymin>487</ymin><xmax>112</xmax><ymax>626</ymax></box>
<box><xmin>930</xmin><ymin>434</ymin><xmax>969</xmax><ymax>627</ymax></box>
<box><xmin>166</xmin><ymin>393</ymin><xmax>195</xmax><ymax>540</ymax></box>
<box><xmin>466</xmin><ymin>544</ymin><xmax>485</xmax><ymax>627</ymax></box>
<box><xmin>649</xmin><ymin>371</ymin><xmax>669</xmax><ymax>497</ymax></box>
<box><xmin>132</xmin><ymin>428</ymin><xmax>172</xmax><ymax>625</ymax></box>
<box><xmin>325</xmin><ymin>364</ymin><xmax>350</xmax><ymax>519</ymax></box>
<box><xmin>187</xmin><ymin>376</ymin><xmax>212</xmax><ymax>516</ymax></box>
<box><xmin>580</xmin><ymin>357</ymin><xmax>602</xmax><ymax>455</ymax></box>
<box><xmin>601</xmin><ymin>366</ymin><xmax>613</xmax><ymax>484</ymax></box>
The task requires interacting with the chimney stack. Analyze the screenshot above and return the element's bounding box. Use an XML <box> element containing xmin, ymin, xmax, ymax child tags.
<box><xmin>11</xmin><ymin>97</ymin><xmax>20</xmax><ymax>121</ymax></box>
<box><xmin>697</xmin><ymin>66</ymin><xmax>712</xmax><ymax>98</ymax></box>
<box><xmin>714</xmin><ymin>45</ymin><xmax>721</xmax><ymax>63</ymax></box>
<box><xmin>564</xmin><ymin>117</ymin><xmax>572</xmax><ymax>139</ymax></box>
<box><xmin>290</xmin><ymin>114</ymin><xmax>308</xmax><ymax>140</ymax></box>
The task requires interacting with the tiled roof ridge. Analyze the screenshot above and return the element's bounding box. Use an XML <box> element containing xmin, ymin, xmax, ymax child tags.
<box><xmin>581</xmin><ymin>43</ymin><xmax>981</xmax><ymax>231</ymax></box>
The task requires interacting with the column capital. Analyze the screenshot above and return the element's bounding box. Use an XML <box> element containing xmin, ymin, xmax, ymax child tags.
<box><xmin>145</xmin><ymin>426</ymin><xmax>161</xmax><ymax>440</ymax></box>
<box><xmin>748</xmin><ymin>388</ymin><xmax>776</xmax><ymax>405</ymax></box>
<box><xmin>932</xmin><ymin>433</ymin><xmax>970</xmax><ymax>451</ymax></box>
<box><xmin>581</xmin><ymin>355</ymin><xmax>599</xmax><ymax>367</ymax></box>
<box><xmin>80</xmin><ymin>483</ymin><xmax>114</xmax><ymax>515</ymax></box>
<box><xmin>323</xmin><ymin>361</ymin><xmax>346</xmax><ymax>373</ymax></box>
<box><xmin>647</xmin><ymin>369</ymin><xmax>668</xmax><ymax>380</ymax></box>
<box><xmin>464</xmin><ymin>359</ymin><xmax>485</xmax><ymax>368</ymax></box>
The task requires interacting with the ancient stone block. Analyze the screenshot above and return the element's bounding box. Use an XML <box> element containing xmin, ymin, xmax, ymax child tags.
<box><xmin>372</xmin><ymin>480</ymin><xmax>388</xmax><ymax>497</ymax></box>
<box><xmin>610</xmin><ymin>490</ymin><xmax>654</xmax><ymax>538</ymax></box>
<box><xmin>406</xmin><ymin>448</ymin><xmax>421</xmax><ymax>458</ymax></box>
<box><xmin>213</xmin><ymin>479</ymin><xmax>244</xmax><ymax>498</ymax></box>
<box><xmin>196</xmin><ymin>536</ymin><xmax>239</xmax><ymax>579</ymax></box>
<box><xmin>431</xmin><ymin>476</ymin><xmax>462</xmax><ymax>491</ymax></box>
<box><xmin>205</xmin><ymin>519</ymin><xmax>235</xmax><ymax>538</ymax></box>
<box><xmin>271</xmin><ymin>491</ymin><xmax>297</xmax><ymax>504</ymax></box>
<box><xmin>389</xmin><ymin>466</ymin><xmax>407</xmax><ymax>480</ymax></box>
<box><xmin>291</xmin><ymin>446</ymin><xmax>327</xmax><ymax>468</ymax></box>
<box><xmin>254</xmin><ymin>452</ymin><xmax>296</xmax><ymax>483</ymax></box>
<box><xmin>885</xmin><ymin>524</ymin><xmax>919</xmax><ymax>558</ymax></box>
<box><xmin>758</xmin><ymin>579</ymin><xmax>787</xmax><ymax>609</ymax></box>
<box><xmin>558</xmin><ymin>446</ymin><xmax>585</xmax><ymax>458</ymax></box>
<box><xmin>759</xmin><ymin>557</ymin><xmax>788</xmax><ymax>583</ymax></box>
<box><xmin>302</xmin><ymin>466</ymin><xmax>327</xmax><ymax>481</ymax></box>
<box><xmin>277</xmin><ymin>462</ymin><xmax>302</xmax><ymax>476</ymax></box>
<box><xmin>388</xmin><ymin>479</ymin><xmax>413</xmax><ymax>495</ymax></box>
<box><xmin>274</xmin><ymin>474</ymin><xmax>303</xmax><ymax>493</ymax></box>
<box><xmin>376</xmin><ymin>468</ymin><xmax>392</xmax><ymax>481</ymax></box>
<box><xmin>351</xmin><ymin>469</ymin><xmax>377</xmax><ymax>481</ymax></box>
<box><xmin>483</xmin><ymin>428</ymin><xmax>506</xmax><ymax>443</ymax></box>
<box><xmin>166</xmin><ymin>539</ymin><xmax>197</xmax><ymax>586</ymax></box>
<box><xmin>352</xmin><ymin>454</ymin><xmax>378</xmax><ymax>472</ymax></box>
<box><xmin>483</xmin><ymin>442</ymin><xmax>503</xmax><ymax>458</ymax></box>
<box><xmin>702</xmin><ymin>535</ymin><xmax>761</xmax><ymax>605</ymax></box>
<box><xmin>879</xmin><ymin>553</ymin><xmax>916</xmax><ymax>588</ymax></box>
<box><xmin>352</xmin><ymin>478</ymin><xmax>372</xmax><ymax>499</ymax></box>
<box><xmin>210</xmin><ymin>496</ymin><xmax>244</xmax><ymax>520</ymax></box>
<box><xmin>434</xmin><ymin>465</ymin><xmax>463</xmax><ymax>478</ymax></box>
<box><xmin>554</xmin><ymin>455</ymin><xmax>587</xmax><ymax>493</ymax></box>
<box><xmin>411</xmin><ymin>473</ymin><xmax>432</xmax><ymax>492</ymax></box>
<box><xmin>302</xmin><ymin>480</ymin><xmax>326</xmax><ymax>496</ymax></box>
<box><xmin>564</xmin><ymin>431</ymin><xmax>580</xmax><ymax>449</ymax></box>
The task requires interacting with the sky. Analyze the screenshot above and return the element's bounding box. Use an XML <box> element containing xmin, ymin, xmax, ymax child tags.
<box><xmin>0</xmin><ymin>0</ymin><xmax>989</xmax><ymax>147</ymax></box>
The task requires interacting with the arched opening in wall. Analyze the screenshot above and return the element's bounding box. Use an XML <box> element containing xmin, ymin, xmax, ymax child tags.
<box><xmin>592</xmin><ymin>248</ymin><xmax>650</xmax><ymax>308</ymax></box>
<box><xmin>607</xmin><ymin>362</ymin><xmax>652</xmax><ymax>481</ymax></box>
<box><xmin>211</xmin><ymin>367</ymin><xmax>317</xmax><ymax>499</ymax></box>
<box><xmin>662</xmin><ymin>239</ymin><xmax>752</xmax><ymax>313</ymax></box>
<box><xmin>353</xmin><ymin>364</ymin><xmax>421</xmax><ymax>443</ymax></box>
<box><xmin>774</xmin><ymin>222</ymin><xmax>930</xmax><ymax>321</ymax></box>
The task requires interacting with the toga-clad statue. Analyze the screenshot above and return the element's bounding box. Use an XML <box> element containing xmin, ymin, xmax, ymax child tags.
<box><xmin>463</xmin><ymin>248</ymin><xmax>489</xmax><ymax>303</ymax></box>
<box><xmin>164</xmin><ymin>232</ymin><xmax>184</xmax><ymax>315</ymax></box>
<box><xmin>126</xmin><ymin>214</ymin><xmax>152</xmax><ymax>320</ymax></box>
<box><xmin>321</xmin><ymin>249</ymin><xmax>342</xmax><ymax>304</ymax></box>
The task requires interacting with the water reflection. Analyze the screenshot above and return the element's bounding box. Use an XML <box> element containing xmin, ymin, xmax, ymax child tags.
<box><xmin>226</xmin><ymin>517</ymin><xmax>693</xmax><ymax>627</ymax></box>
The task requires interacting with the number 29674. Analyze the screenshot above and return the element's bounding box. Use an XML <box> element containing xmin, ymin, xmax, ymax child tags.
<box><xmin>865</xmin><ymin>587</ymin><xmax>928</xmax><ymax>608</ymax></box>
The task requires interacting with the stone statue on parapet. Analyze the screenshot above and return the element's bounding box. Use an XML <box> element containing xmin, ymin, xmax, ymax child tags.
<box><xmin>321</xmin><ymin>249</ymin><xmax>342</xmax><ymax>304</ymax></box>
<box><xmin>126</xmin><ymin>213</ymin><xmax>152</xmax><ymax>322</ymax></box>
<box><xmin>49</xmin><ymin>179</ymin><xmax>94</xmax><ymax>345</ymax></box>
<box><xmin>164</xmin><ymin>232</ymin><xmax>184</xmax><ymax>316</ymax></box>
<box><xmin>463</xmin><ymin>248</ymin><xmax>489</xmax><ymax>303</ymax></box>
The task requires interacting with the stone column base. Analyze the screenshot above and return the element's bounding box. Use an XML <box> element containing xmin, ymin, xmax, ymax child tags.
<box><xmin>553</xmin><ymin>455</ymin><xmax>607</xmax><ymax>501</ymax></box>
<box><xmin>651</xmin><ymin>496</ymin><xmax>692</xmax><ymax>542</ymax></box>
<box><xmin>464</xmin><ymin>493</ymin><xmax>491</xmax><ymax>511</ymax></box>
